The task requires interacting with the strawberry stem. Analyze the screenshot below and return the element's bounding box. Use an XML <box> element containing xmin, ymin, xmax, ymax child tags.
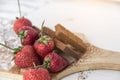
<box><xmin>17</xmin><ymin>0</ymin><xmax>22</xmax><ymax>17</ymax></box>
<box><xmin>0</xmin><ymin>43</ymin><xmax>15</xmax><ymax>51</ymax></box>
<box><xmin>37</xmin><ymin>20</ymin><xmax>50</xmax><ymax>45</ymax></box>
<box><xmin>33</xmin><ymin>62</ymin><xmax>37</xmax><ymax>69</ymax></box>
<box><xmin>40</xmin><ymin>20</ymin><xmax>45</xmax><ymax>37</ymax></box>
<box><xmin>33</xmin><ymin>62</ymin><xmax>45</xmax><ymax>69</ymax></box>
<box><xmin>0</xmin><ymin>43</ymin><xmax>23</xmax><ymax>54</ymax></box>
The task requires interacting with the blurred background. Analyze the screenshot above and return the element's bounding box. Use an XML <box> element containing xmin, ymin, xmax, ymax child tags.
<box><xmin>0</xmin><ymin>0</ymin><xmax>120</xmax><ymax>80</ymax></box>
<box><xmin>0</xmin><ymin>0</ymin><xmax>119</xmax><ymax>52</ymax></box>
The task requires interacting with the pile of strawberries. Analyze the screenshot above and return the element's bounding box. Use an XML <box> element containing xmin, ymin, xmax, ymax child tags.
<box><xmin>0</xmin><ymin>17</ymin><xmax>69</xmax><ymax>80</ymax></box>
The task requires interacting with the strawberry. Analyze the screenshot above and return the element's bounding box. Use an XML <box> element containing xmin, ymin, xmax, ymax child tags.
<box><xmin>34</xmin><ymin>35</ymin><xmax>54</xmax><ymax>58</ymax></box>
<box><xmin>23</xmin><ymin>68</ymin><xmax>51</xmax><ymax>80</ymax></box>
<box><xmin>43</xmin><ymin>52</ymin><xmax>69</xmax><ymax>72</ymax></box>
<box><xmin>34</xmin><ymin>20</ymin><xmax>54</xmax><ymax>58</ymax></box>
<box><xmin>0</xmin><ymin>43</ymin><xmax>41</xmax><ymax>68</ymax></box>
<box><xmin>18</xmin><ymin>26</ymin><xmax>39</xmax><ymax>45</ymax></box>
<box><xmin>14</xmin><ymin>45</ymin><xmax>41</xmax><ymax>68</ymax></box>
<box><xmin>13</xmin><ymin>17</ymin><xmax>32</xmax><ymax>33</ymax></box>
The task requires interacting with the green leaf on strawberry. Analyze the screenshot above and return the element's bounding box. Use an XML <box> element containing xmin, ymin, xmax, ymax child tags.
<box><xmin>18</xmin><ymin>30</ymin><xmax>28</xmax><ymax>43</ymax></box>
<box><xmin>37</xmin><ymin>35</ymin><xmax>50</xmax><ymax>45</ymax></box>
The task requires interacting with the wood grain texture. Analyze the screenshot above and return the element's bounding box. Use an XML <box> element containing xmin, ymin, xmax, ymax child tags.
<box><xmin>0</xmin><ymin>70</ymin><xmax>22</xmax><ymax>80</ymax></box>
<box><xmin>55</xmin><ymin>24</ymin><xmax>87</xmax><ymax>53</ymax></box>
<box><xmin>0</xmin><ymin>33</ymin><xmax>120</xmax><ymax>80</ymax></box>
<box><xmin>52</xmin><ymin>33</ymin><xmax>120</xmax><ymax>80</ymax></box>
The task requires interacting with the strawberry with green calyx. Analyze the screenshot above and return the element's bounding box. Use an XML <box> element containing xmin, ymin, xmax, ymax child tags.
<box><xmin>14</xmin><ymin>0</ymin><xmax>32</xmax><ymax>34</ymax></box>
<box><xmin>23</xmin><ymin>68</ymin><xmax>51</xmax><ymax>80</ymax></box>
<box><xmin>34</xmin><ymin>21</ymin><xmax>55</xmax><ymax>58</ymax></box>
<box><xmin>43</xmin><ymin>52</ymin><xmax>69</xmax><ymax>73</ymax></box>
<box><xmin>18</xmin><ymin>26</ymin><xmax>39</xmax><ymax>45</ymax></box>
<box><xmin>0</xmin><ymin>43</ymin><xmax>41</xmax><ymax>68</ymax></box>
<box><xmin>34</xmin><ymin>35</ymin><xmax>54</xmax><ymax>58</ymax></box>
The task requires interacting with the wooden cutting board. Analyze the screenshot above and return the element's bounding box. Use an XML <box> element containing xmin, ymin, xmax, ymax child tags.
<box><xmin>0</xmin><ymin>33</ymin><xmax>120</xmax><ymax>80</ymax></box>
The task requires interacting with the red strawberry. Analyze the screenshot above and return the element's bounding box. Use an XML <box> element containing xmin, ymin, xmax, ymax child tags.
<box><xmin>14</xmin><ymin>45</ymin><xmax>41</xmax><ymax>68</ymax></box>
<box><xmin>13</xmin><ymin>17</ymin><xmax>32</xmax><ymax>33</ymax></box>
<box><xmin>18</xmin><ymin>26</ymin><xmax>39</xmax><ymax>45</ymax></box>
<box><xmin>0</xmin><ymin>43</ymin><xmax>41</xmax><ymax>68</ymax></box>
<box><xmin>43</xmin><ymin>52</ymin><xmax>69</xmax><ymax>72</ymax></box>
<box><xmin>34</xmin><ymin>35</ymin><xmax>54</xmax><ymax>58</ymax></box>
<box><xmin>23</xmin><ymin>68</ymin><xmax>51</xmax><ymax>80</ymax></box>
